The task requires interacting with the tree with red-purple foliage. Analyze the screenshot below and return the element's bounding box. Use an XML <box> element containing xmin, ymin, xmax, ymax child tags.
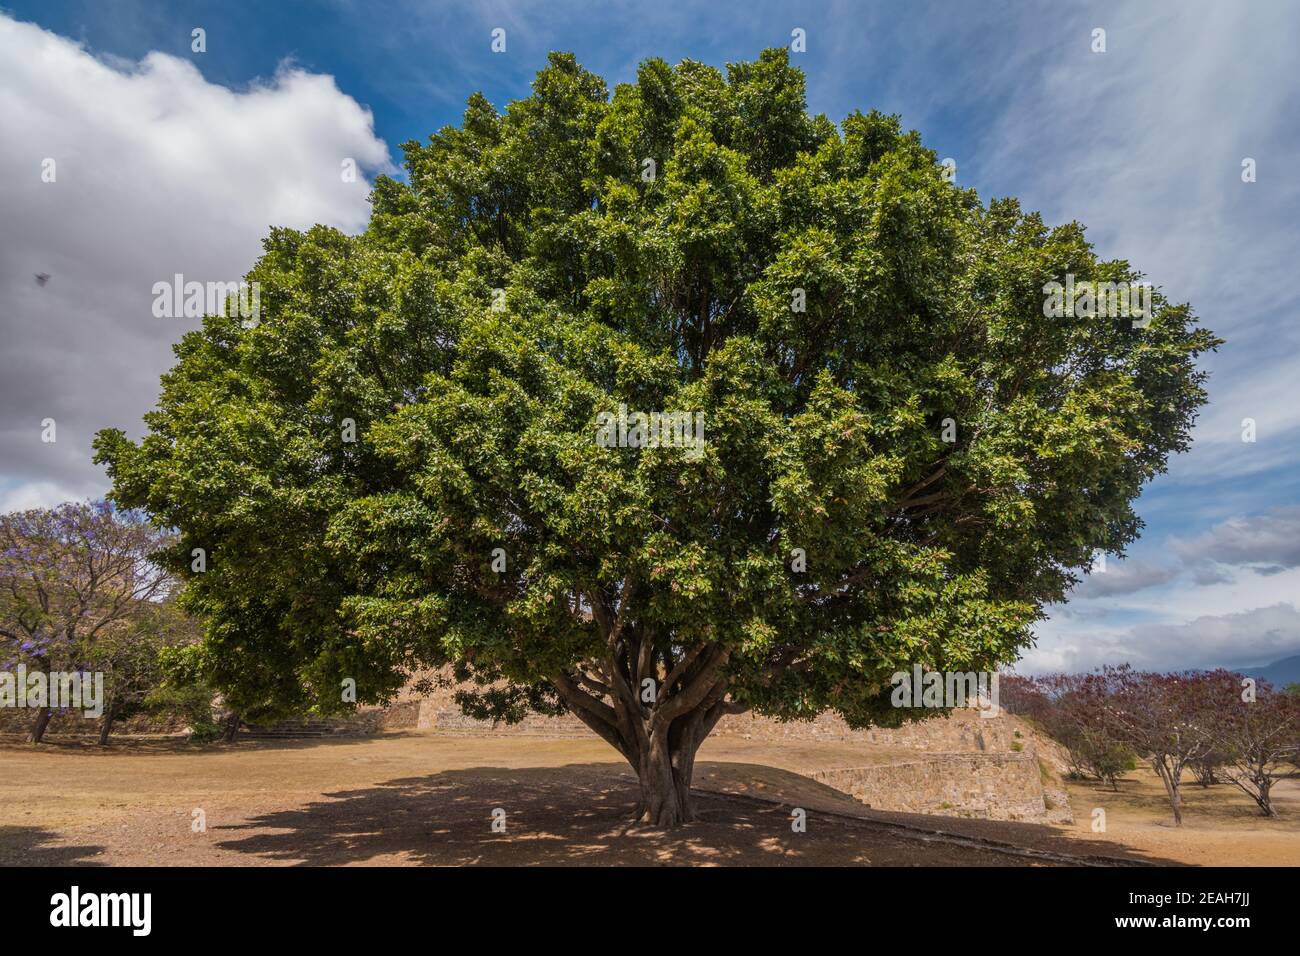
<box><xmin>1076</xmin><ymin>666</ymin><xmax>1219</xmax><ymax>826</ymax></box>
<box><xmin>0</xmin><ymin>501</ymin><xmax>174</xmax><ymax>742</ymax></box>
<box><xmin>1003</xmin><ymin>671</ymin><xmax>1136</xmax><ymax>790</ymax></box>
<box><xmin>1197</xmin><ymin>669</ymin><xmax>1300</xmax><ymax>817</ymax></box>
<box><xmin>1009</xmin><ymin>666</ymin><xmax>1300</xmax><ymax>823</ymax></box>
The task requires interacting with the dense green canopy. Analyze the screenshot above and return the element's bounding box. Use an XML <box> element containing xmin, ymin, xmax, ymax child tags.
<box><xmin>97</xmin><ymin>49</ymin><xmax>1217</xmax><ymax>824</ymax></box>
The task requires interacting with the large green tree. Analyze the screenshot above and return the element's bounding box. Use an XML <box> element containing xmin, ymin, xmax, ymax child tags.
<box><xmin>96</xmin><ymin>50</ymin><xmax>1217</xmax><ymax>825</ymax></box>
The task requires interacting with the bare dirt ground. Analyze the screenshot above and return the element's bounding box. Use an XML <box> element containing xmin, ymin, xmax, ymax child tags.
<box><xmin>0</xmin><ymin>730</ymin><xmax>1295</xmax><ymax>866</ymax></box>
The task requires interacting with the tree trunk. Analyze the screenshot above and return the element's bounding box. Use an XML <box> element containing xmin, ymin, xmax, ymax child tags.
<box><xmin>27</xmin><ymin>706</ymin><xmax>53</xmax><ymax>744</ymax></box>
<box><xmin>1153</xmin><ymin>757</ymin><xmax>1183</xmax><ymax>826</ymax></box>
<box><xmin>1250</xmin><ymin>771</ymin><xmax>1276</xmax><ymax>817</ymax></box>
<box><xmin>97</xmin><ymin>704</ymin><xmax>115</xmax><ymax>746</ymax></box>
<box><xmin>633</xmin><ymin>729</ymin><xmax>700</xmax><ymax>827</ymax></box>
<box><xmin>550</xmin><ymin>654</ymin><xmax>736</xmax><ymax>828</ymax></box>
<box><xmin>627</xmin><ymin>680</ymin><xmax>736</xmax><ymax>827</ymax></box>
<box><xmin>222</xmin><ymin>712</ymin><xmax>240</xmax><ymax>742</ymax></box>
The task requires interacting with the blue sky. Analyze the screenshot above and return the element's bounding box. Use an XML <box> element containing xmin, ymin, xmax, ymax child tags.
<box><xmin>2</xmin><ymin>0</ymin><xmax>1297</xmax><ymax>674</ymax></box>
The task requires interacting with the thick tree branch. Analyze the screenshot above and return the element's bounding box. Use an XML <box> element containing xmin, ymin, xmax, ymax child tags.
<box><xmin>653</xmin><ymin>647</ymin><xmax>731</xmax><ymax>729</ymax></box>
<box><xmin>895</xmin><ymin>464</ymin><xmax>947</xmax><ymax>506</ymax></box>
<box><xmin>661</xmin><ymin>644</ymin><xmax>705</xmax><ymax>696</ymax></box>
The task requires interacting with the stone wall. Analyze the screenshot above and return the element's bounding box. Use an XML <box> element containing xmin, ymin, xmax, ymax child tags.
<box><xmin>0</xmin><ymin>706</ymin><xmax>187</xmax><ymax>737</ymax></box>
<box><xmin>812</xmin><ymin>753</ymin><xmax>1072</xmax><ymax>824</ymax></box>
<box><xmin>712</xmin><ymin>705</ymin><xmax>1035</xmax><ymax>753</ymax></box>
<box><xmin>415</xmin><ymin>700</ymin><xmax>586</xmax><ymax>733</ymax></box>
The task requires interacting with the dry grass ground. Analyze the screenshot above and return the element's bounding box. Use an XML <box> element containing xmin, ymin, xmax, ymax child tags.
<box><xmin>1055</xmin><ymin>771</ymin><xmax>1300</xmax><ymax>867</ymax></box>
<box><xmin>0</xmin><ymin>730</ymin><xmax>1296</xmax><ymax>866</ymax></box>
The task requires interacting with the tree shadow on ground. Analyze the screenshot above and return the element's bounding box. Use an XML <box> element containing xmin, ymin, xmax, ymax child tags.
<box><xmin>0</xmin><ymin>826</ymin><xmax>104</xmax><ymax>866</ymax></box>
<box><xmin>212</xmin><ymin>762</ymin><xmax>1180</xmax><ymax>866</ymax></box>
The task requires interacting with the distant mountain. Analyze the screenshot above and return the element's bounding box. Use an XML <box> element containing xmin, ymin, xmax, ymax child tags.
<box><xmin>1239</xmin><ymin>654</ymin><xmax>1300</xmax><ymax>688</ymax></box>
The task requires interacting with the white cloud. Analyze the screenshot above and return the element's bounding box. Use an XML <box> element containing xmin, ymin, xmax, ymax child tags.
<box><xmin>1059</xmin><ymin>507</ymin><xmax>1300</xmax><ymax>608</ymax></box>
<box><xmin>1170</xmin><ymin>506</ymin><xmax>1300</xmax><ymax>571</ymax></box>
<box><xmin>0</xmin><ymin>14</ymin><xmax>392</xmax><ymax>511</ymax></box>
<box><xmin>1032</xmin><ymin>555</ymin><xmax>1300</xmax><ymax>668</ymax></box>
<box><xmin>1068</xmin><ymin>558</ymin><xmax>1180</xmax><ymax>600</ymax></box>
<box><xmin>0</xmin><ymin>480</ymin><xmax>99</xmax><ymax>515</ymax></box>
<box><xmin>1023</xmin><ymin>602</ymin><xmax>1300</xmax><ymax>675</ymax></box>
